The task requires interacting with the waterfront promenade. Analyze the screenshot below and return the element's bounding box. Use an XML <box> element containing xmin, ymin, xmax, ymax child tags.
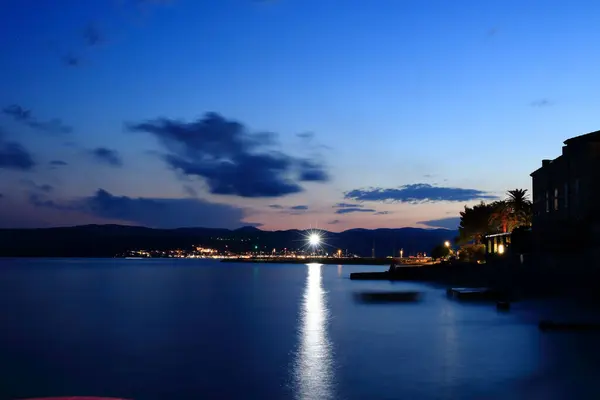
<box><xmin>221</xmin><ymin>256</ymin><xmax>435</xmax><ymax>265</ymax></box>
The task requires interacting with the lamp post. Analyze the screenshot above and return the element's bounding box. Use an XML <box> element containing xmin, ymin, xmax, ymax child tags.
<box><xmin>444</xmin><ymin>241</ymin><xmax>453</xmax><ymax>258</ymax></box>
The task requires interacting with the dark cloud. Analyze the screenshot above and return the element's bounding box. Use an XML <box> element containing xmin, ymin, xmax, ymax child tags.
<box><xmin>333</xmin><ymin>202</ymin><xmax>363</xmax><ymax>209</ymax></box>
<box><xmin>335</xmin><ymin>207</ymin><xmax>376</xmax><ymax>214</ymax></box>
<box><xmin>328</xmin><ymin>219</ymin><xmax>341</xmax><ymax>225</ymax></box>
<box><xmin>290</xmin><ymin>205</ymin><xmax>308</xmax><ymax>210</ymax></box>
<box><xmin>0</xmin><ymin>131</ymin><xmax>35</xmax><ymax>171</ymax></box>
<box><xmin>50</xmin><ymin>160</ymin><xmax>68</xmax><ymax>166</ymax></box>
<box><xmin>268</xmin><ymin>204</ymin><xmax>284</xmax><ymax>209</ymax></box>
<box><xmin>298</xmin><ymin>159</ymin><xmax>329</xmax><ymax>182</ymax></box>
<box><xmin>128</xmin><ymin>112</ymin><xmax>329</xmax><ymax>197</ymax></box>
<box><xmin>3</xmin><ymin>105</ymin><xmax>72</xmax><ymax>134</ymax></box>
<box><xmin>531</xmin><ymin>99</ymin><xmax>554</xmax><ymax>107</ymax></box>
<box><xmin>344</xmin><ymin>184</ymin><xmax>498</xmax><ymax>203</ymax></box>
<box><xmin>30</xmin><ymin>189</ymin><xmax>249</xmax><ymax>229</ymax></box>
<box><xmin>90</xmin><ymin>147</ymin><xmax>123</xmax><ymax>167</ymax></box>
<box><xmin>418</xmin><ymin>216</ymin><xmax>461</xmax><ymax>230</ymax></box>
<box><xmin>28</xmin><ymin>192</ymin><xmax>66</xmax><ymax>209</ymax></box>
<box><xmin>20</xmin><ymin>179</ymin><xmax>54</xmax><ymax>193</ymax></box>
<box><xmin>374</xmin><ymin>211</ymin><xmax>392</xmax><ymax>215</ymax></box>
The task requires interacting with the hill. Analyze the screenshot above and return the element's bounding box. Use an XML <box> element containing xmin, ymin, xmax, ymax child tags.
<box><xmin>0</xmin><ymin>225</ymin><xmax>457</xmax><ymax>258</ymax></box>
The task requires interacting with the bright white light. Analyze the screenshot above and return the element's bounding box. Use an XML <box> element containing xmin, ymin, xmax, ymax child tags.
<box><xmin>309</xmin><ymin>234</ymin><xmax>321</xmax><ymax>246</ymax></box>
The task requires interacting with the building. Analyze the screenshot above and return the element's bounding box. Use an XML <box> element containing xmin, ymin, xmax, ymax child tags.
<box><xmin>484</xmin><ymin>232</ymin><xmax>511</xmax><ymax>256</ymax></box>
<box><xmin>530</xmin><ymin>129</ymin><xmax>600</xmax><ymax>253</ymax></box>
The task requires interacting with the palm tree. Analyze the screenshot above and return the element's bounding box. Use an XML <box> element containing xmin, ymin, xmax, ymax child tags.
<box><xmin>505</xmin><ymin>189</ymin><xmax>532</xmax><ymax>227</ymax></box>
<box><xmin>488</xmin><ymin>189</ymin><xmax>533</xmax><ymax>233</ymax></box>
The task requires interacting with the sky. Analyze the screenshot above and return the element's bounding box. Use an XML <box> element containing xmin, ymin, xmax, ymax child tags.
<box><xmin>1</xmin><ymin>0</ymin><xmax>600</xmax><ymax>232</ymax></box>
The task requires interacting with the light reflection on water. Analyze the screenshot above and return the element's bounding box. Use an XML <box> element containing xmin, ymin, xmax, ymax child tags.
<box><xmin>294</xmin><ymin>263</ymin><xmax>334</xmax><ymax>400</ymax></box>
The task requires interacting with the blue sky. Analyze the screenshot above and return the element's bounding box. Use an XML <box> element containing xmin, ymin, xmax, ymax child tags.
<box><xmin>1</xmin><ymin>0</ymin><xmax>599</xmax><ymax>231</ymax></box>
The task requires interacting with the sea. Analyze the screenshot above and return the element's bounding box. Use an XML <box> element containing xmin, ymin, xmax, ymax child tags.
<box><xmin>1</xmin><ymin>258</ymin><xmax>600</xmax><ymax>400</ymax></box>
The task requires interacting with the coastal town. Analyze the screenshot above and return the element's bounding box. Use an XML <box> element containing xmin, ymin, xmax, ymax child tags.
<box><xmin>114</xmin><ymin>128</ymin><xmax>600</xmax><ymax>271</ymax></box>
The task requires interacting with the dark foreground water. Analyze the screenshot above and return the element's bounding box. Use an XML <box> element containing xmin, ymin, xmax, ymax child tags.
<box><xmin>2</xmin><ymin>259</ymin><xmax>600</xmax><ymax>400</ymax></box>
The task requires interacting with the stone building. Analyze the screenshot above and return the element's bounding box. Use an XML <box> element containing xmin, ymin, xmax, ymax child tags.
<box><xmin>530</xmin><ymin>130</ymin><xmax>600</xmax><ymax>253</ymax></box>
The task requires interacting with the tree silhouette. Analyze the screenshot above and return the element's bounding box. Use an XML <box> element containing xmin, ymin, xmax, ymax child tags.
<box><xmin>458</xmin><ymin>202</ymin><xmax>496</xmax><ymax>244</ymax></box>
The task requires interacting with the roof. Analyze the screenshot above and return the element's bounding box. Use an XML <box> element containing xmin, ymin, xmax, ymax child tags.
<box><xmin>564</xmin><ymin>129</ymin><xmax>600</xmax><ymax>146</ymax></box>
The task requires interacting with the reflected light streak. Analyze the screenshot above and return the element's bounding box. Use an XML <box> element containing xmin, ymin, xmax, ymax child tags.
<box><xmin>439</xmin><ymin>301</ymin><xmax>459</xmax><ymax>387</ymax></box>
<box><xmin>295</xmin><ymin>263</ymin><xmax>334</xmax><ymax>399</ymax></box>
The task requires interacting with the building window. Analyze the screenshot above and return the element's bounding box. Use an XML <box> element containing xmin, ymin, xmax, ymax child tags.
<box><xmin>564</xmin><ymin>182</ymin><xmax>569</xmax><ymax>208</ymax></box>
<box><xmin>545</xmin><ymin>191</ymin><xmax>549</xmax><ymax>213</ymax></box>
<box><xmin>554</xmin><ymin>188</ymin><xmax>559</xmax><ymax>211</ymax></box>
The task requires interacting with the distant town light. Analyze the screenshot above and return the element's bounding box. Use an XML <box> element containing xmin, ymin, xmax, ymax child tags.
<box><xmin>444</xmin><ymin>241</ymin><xmax>450</xmax><ymax>248</ymax></box>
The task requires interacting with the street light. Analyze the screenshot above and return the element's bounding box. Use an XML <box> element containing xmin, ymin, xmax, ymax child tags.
<box><xmin>444</xmin><ymin>241</ymin><xmax>450</xmax><ymax>248</ymax></box>
<box><xmin>309</xmin><ymin>234</ymin><xmax>321</xmax><ymax>246</ymax></box>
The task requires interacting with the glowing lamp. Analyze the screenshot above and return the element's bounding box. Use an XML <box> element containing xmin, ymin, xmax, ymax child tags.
<box><xmin>498</xmin><ymin>244</ymin><xmax>505</xmax><ymax>255</ymax></box>
<box><xmin>309</xmin><ymin>234</ymin><xmax>321</xmax><ymax>246</ymax></box>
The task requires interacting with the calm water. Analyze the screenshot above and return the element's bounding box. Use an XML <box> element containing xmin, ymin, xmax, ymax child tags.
<box><xmin>2</xmin><ymin>259</ymin><xmax>600</xmax><ymax>400</ymax></box>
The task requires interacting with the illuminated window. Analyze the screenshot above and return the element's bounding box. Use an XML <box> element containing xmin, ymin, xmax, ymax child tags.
<box><xmin>554</xmin><ymin>188</ymin><xmax>559</xmax><ymax>211</ymax></box>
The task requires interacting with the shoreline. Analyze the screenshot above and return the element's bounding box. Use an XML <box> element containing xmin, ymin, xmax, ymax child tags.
<box><xmin>220</xmin><ymin>257</ymin><xmax>396</xmax><ymax>265</ymax></box>
<box><xmin>220</xmin><ymin>257</ymin><xmax>437</xmax><ymax>266</ymax></box>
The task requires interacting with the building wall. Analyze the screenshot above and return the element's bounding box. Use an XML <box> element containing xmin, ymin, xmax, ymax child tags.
<box><xmin>531</xmin><ymin>138</ymin><xmax>600</xmax><ymax>253</ymax></box>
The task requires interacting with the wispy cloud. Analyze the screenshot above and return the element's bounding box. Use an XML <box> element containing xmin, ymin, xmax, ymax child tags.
<box><xmin>296</xmin><ymin>132</ymin><xmax>314</xmax><ymax>140</ymax></box>
<box><xmin>333</xmin><ymin>202</ymin><xmax>363</xmax><ymax>209</ymax></box>
<box><xmin>328</xmin><ymin>219</ymin><xmax>341</xmax><ymax>225</ymax></box>
<box><xmin>290</xmin><ymin>205</ymin><xmax>308</xmax><ymax>210</ymax></box>
<box><xmin>49</xmin><ymin>160</ymin><xmax>68</xmax><ymax>167</ymax></box>
<box><xmin>345</xmin><ymin>184</ymin><xmax>498</xmax><ymax>203</ymax></box>
<box><xmin>3</xmin><ymin>105</ymin><xmax>72</xmax><ymax>135</ymax></box>
<box><xmin>20</xmin><ymin>179</ymin><xmax>53</xmax><ymax>193</ymax></box>
<box><xmin>418</xmin><ymin>216</ymin><xmax>461</xmax><ymax>230</ymax></box>
<box><xmin>183</xmin><ymin>185</ymin><xmax>198</xmax><ymax>197</ymax></box>
<box><xmin>335</xmin><ymin>207</ymin><xmax>376</xmax><ymax>214</ymax></box>
<box><xmin>83</xmin><ymin>22</ymin><xmax>103</xmax><ymax>46</ymax></box>
<box><xmin>128</xmin><ymin>112</ymin><xmax>329</xmax><ymax>198</ymax></box>
<box><xmin>374</xmin><ymin>211</ymin><xmax>392</xmax><ymax>215</ymax></box>
<box><xmin>530</xmin><ymin>99</ymin><xmax>554</xmax><ymax>107</ymax></box>
<box><xmin>89</xmin><ymin>147</ymin><xmax>123</xmax><ymax>167</ymax></box>
<box><xmin>269</xmin><ymin>204</ymin><xmax>309</xmax><ymax>214</ymax></box>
